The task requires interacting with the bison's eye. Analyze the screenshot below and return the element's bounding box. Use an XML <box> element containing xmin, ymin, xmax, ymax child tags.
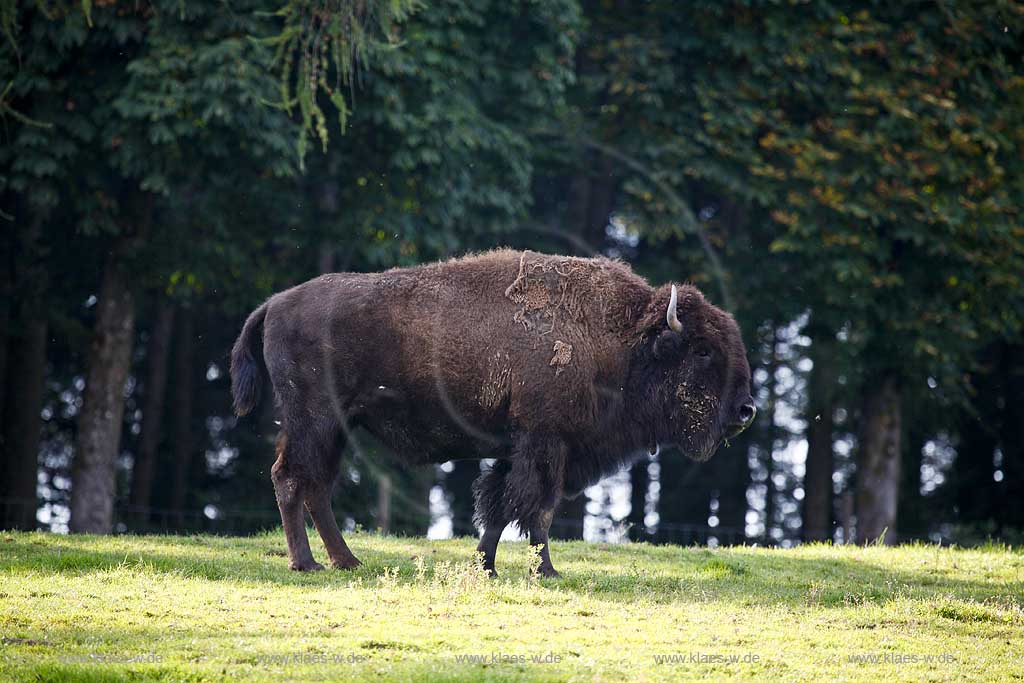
<box><xmin>695</xmin><ymin>345</ymin><xmax>713</xmax><ymax>364</ymax></box>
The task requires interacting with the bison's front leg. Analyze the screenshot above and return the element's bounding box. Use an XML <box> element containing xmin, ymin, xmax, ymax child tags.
<box><xmin>507</xmin><ymin>434</ymin><xmax>567</xmax><ymax>578</ymax></box>
<box><xmin>528</xmin><ymin>508</ymin><xmax>560</xmax><ymax>578</ymax></box>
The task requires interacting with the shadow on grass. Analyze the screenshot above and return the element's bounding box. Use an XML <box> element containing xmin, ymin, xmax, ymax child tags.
<box><xmin>2</xmin><ymin>532</ymin><xmax>1022</xmax><ymax>611</ymax></box>
<box><xmin>3</xmin><ymin>659</ymin><xmax>571</xmax><ymax>683</ymax></box>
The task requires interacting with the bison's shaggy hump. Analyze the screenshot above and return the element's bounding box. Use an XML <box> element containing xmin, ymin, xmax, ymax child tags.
<box><xmin>497</xmin><ymin>250</ymin><xmax>651</xmax><ymax>343</ymax></box>
<box><xmin>404</xmin><ymin>248</ymin><xmax>652</xmax><ymax>353</ymax></box>
<box><xmin>504</xmin><ymin>252</ymin><xmax>592</xmax><ymax>333</ymax></box>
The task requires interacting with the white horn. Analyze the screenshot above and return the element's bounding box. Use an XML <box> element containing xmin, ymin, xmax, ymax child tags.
<box><xmin>666</xmin><ymin>285</ymin><xmax>683</xmax><ymax>333</ymax></box>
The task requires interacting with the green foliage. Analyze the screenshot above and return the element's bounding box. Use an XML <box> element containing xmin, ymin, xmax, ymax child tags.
<box><xmin>3</xmin><ymin>0</ymin><xmax>1022</xmax><ymax>549</ymax></box>
<box><xmin>110</xmin><ymin>0</ymin><xmax>299</xmax><ymax>192</ymax></box>
<box><xmin>554</xmin><ymin>0</ymin><xmax>1024</xmax><ymax>389</ymax></box>
<box><xmin>293</xmin><ymin>0</ymin><xmax>581</xmax><ymax>266</ymax></box>
<box><xmin>1</xmin><ymin>0</ymin><xmax>305</xmax><ymax>305</ymax></box>
<box><xmin>690</xmin><ymin>2</ymin><xmax>1024</xmax><ymax>377</ymax></box>
<box><xmin>267</xmin><ymin>0</ymin><xmax>419</xmax><ymax>165</ymax></box>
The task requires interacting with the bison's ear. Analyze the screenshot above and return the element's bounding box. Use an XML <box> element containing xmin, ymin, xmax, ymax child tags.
<box><xmin>653</xmin><ymin>329</ymin><xmax>684</xmax><ymax>361</ymax></box>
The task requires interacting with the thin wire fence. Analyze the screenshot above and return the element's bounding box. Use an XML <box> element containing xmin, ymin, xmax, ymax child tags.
<box><xmin>1</xmin><ymin>496</ymin><xmax>956</xmax><ymax>546</ymax></box>
<box><xmin>2</xmin><ymin>496</ymin><xmax>748</xmax><ymax>545</ymax></box>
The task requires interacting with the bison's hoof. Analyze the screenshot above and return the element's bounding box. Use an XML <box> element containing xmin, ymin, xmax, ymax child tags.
<box><xmin>330</xmin><ymin>556</ymin><xmax>362</xmax><ymax>570</ymax></box>
<box><xmin>290</xmin><ymin>560</ymin><xmax>326</xmax><ymax>572</ymax></box>
<box><xmin>535</xmin><ymin>566</ymin><xmax>561</xmax><ymax>579</ymax></box>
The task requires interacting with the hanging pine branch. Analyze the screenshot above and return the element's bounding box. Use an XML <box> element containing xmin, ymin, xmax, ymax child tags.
<box><xmin>267</xmin><ymin>0</ymin><xmax>418</xmax><ymax>166</ymax></box>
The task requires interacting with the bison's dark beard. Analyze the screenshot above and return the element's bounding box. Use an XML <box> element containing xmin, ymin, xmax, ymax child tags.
<box><xmin>688</xmin><ymin>419</ymin><xmax>725</xmax><ymax>463</ymax></box>
<box><xmin>657</xmin><ymin>406</ymin><xmax>725</xmax><ymax>463</ymax></box>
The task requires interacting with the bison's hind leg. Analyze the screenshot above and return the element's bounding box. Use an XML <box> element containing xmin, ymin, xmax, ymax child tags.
<box><xmin>270</xmin><ymin>432</ymin><xmax>323</xmax><ymax>571</ymax></box>
<box><xmin>473</xmin><ymin>459</ymin><xmax>513</xmax><ymax>576</ymax></box>
<box><xmin>303</xmin><ymin>430</ymin><xmax>361</xmax><ymax>570</ymax></box>
<box><xmin>272</xmin><ymin>425</ymin><xmax>362</xmax><ymax>571</ymax></box>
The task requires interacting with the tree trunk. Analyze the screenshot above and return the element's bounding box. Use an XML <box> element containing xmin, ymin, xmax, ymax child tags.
<box><xmin>627</xmin><ymin>457</ymin><xmax>650</xmax><ymax>541</ymax></box>
<box><xmin>584</xmin><ymin>154</ymin><xmax>615</xmax><ymax>250</ymax></box>
<box><xmin>0</xmin><ymin>219</ymin><xmax>48</xmax><ymax>530</ymax></box>
<box><xmin>388</xmin><ymin>465</ymin><xmax>433</xmax><ymax>536</ymax></box>
<box><xmin>553</xmin><ymin>493</ymin><xmax>585</xmax><ymax>540</ymax></box>
<box><xmin>840</xmin><ymin>491</ymin><xmax>854</xmax><ymax>544</ymax></box>
<box><xmin>318</xmin><ymin>242</ymin><xmax>336</xmax><ymax>275</ymax></box>
<box><xmin>949</xmin><ymin>345</ymin><xmax>1001</xmax><ymax>527</ymax></box>
<box><xmin>70</xmin><ymin>248</ymin><xmax>137</xmax><ymax>534</ymax></box>
<box><xmin>802</xmin><ymin>328</ymin><xmax>836</xmax><ymax>542</ymax></box>
<box><xmin>170</xmin><ymin>309</ymin><xmax>195</xmax><ymax>528</ymax></box>
<box><xmin>855</xmin><ymin>376</ymin><xmax>902</xmax><ymax>544</ymax></box>
<box><xmin>446</xmin><ymin>460</ymin><xmax>479</xmax><ymax>537</ymax></box>
<box><xmin>377</xmin><ymin>474</ymin><xmax>392</xmax><ymax>534</ymax></box>
<box><xmin>997</xmin><ymin>342</ymin><xmax>1023</xmax><ymax>530</ymax></box>
<box><xmin>898</xmin><ymin>427</ymin><xmax>927</xmax><ymax>538</ymax></box>
<box><xmin>659</xmin><ymin>456</ymin><xmax>714</xmax><ymax>544</ymax></box>
<box><xmin>761</xmin><ymin>328</ymin><xmax>780</xmax><ymax>545</ymax></box>
<box><xmin>1</xmin><ymin>317</ymin><xmax>48</xmax><ymax>530</ymax></box>
<box><xmin>566</xmin><ymin>170</ymin><xmax>592</xmax><ymax>250</ymax></box>
<box><xmin>0</xmin><ymin>227</ymin><xmax>11</xmax><ymax>440</ymax></box>
<box><xmin>713</xmin><ymin>427</ymin><xmax>752</xmax><ymax>545</ymax></box>
<box><xmin>951</xmin><ymin>414</ymin><xmax>997</xmax><ymax>524</ymax></box>
<box><xmin>128</xmin><ymin>299</ymin><xmax>175</xmax><ymax>520</ymax></box>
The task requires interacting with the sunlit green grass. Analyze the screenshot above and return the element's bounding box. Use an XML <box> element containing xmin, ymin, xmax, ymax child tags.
<box><xmin>1</xmin><ymin>530</ymin><xmax>1022</xmax><ymax>681</ymax></box>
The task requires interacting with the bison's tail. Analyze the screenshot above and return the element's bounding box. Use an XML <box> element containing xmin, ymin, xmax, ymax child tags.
<box><xmin>230</xmin><ymin>301</ymin><xmax>269</xmax><ymax>417</ymax></box>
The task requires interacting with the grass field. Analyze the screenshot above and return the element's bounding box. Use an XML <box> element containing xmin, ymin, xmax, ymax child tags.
<box><xmin>1</xmin><ymin>530</ymin><xmax>1022</xmax><ymax>682</ymax></box>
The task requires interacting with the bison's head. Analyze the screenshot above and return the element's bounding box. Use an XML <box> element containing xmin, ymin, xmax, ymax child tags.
<box><xmin>646</xmin><ymin>284</ymin><xmax>755</xmax><ymax>461</ymax></box>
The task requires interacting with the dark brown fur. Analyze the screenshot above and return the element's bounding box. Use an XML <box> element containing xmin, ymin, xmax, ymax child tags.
<box><xmin>230</xmin><ymin>249</ymin><xmax>754</xmax><ymax>576</ymax></box>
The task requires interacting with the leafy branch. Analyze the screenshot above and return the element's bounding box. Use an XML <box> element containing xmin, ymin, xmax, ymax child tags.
<box><xmin>266</xmin><ymin>0</ymin><xmax>418</xmax><ymax>166</ymax></box>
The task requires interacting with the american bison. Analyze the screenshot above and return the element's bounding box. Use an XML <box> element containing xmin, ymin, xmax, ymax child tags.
<box><xmin>230</xmin><ymin>249</ymin><xmax>755</xmax><ymax>576</ymax></box>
